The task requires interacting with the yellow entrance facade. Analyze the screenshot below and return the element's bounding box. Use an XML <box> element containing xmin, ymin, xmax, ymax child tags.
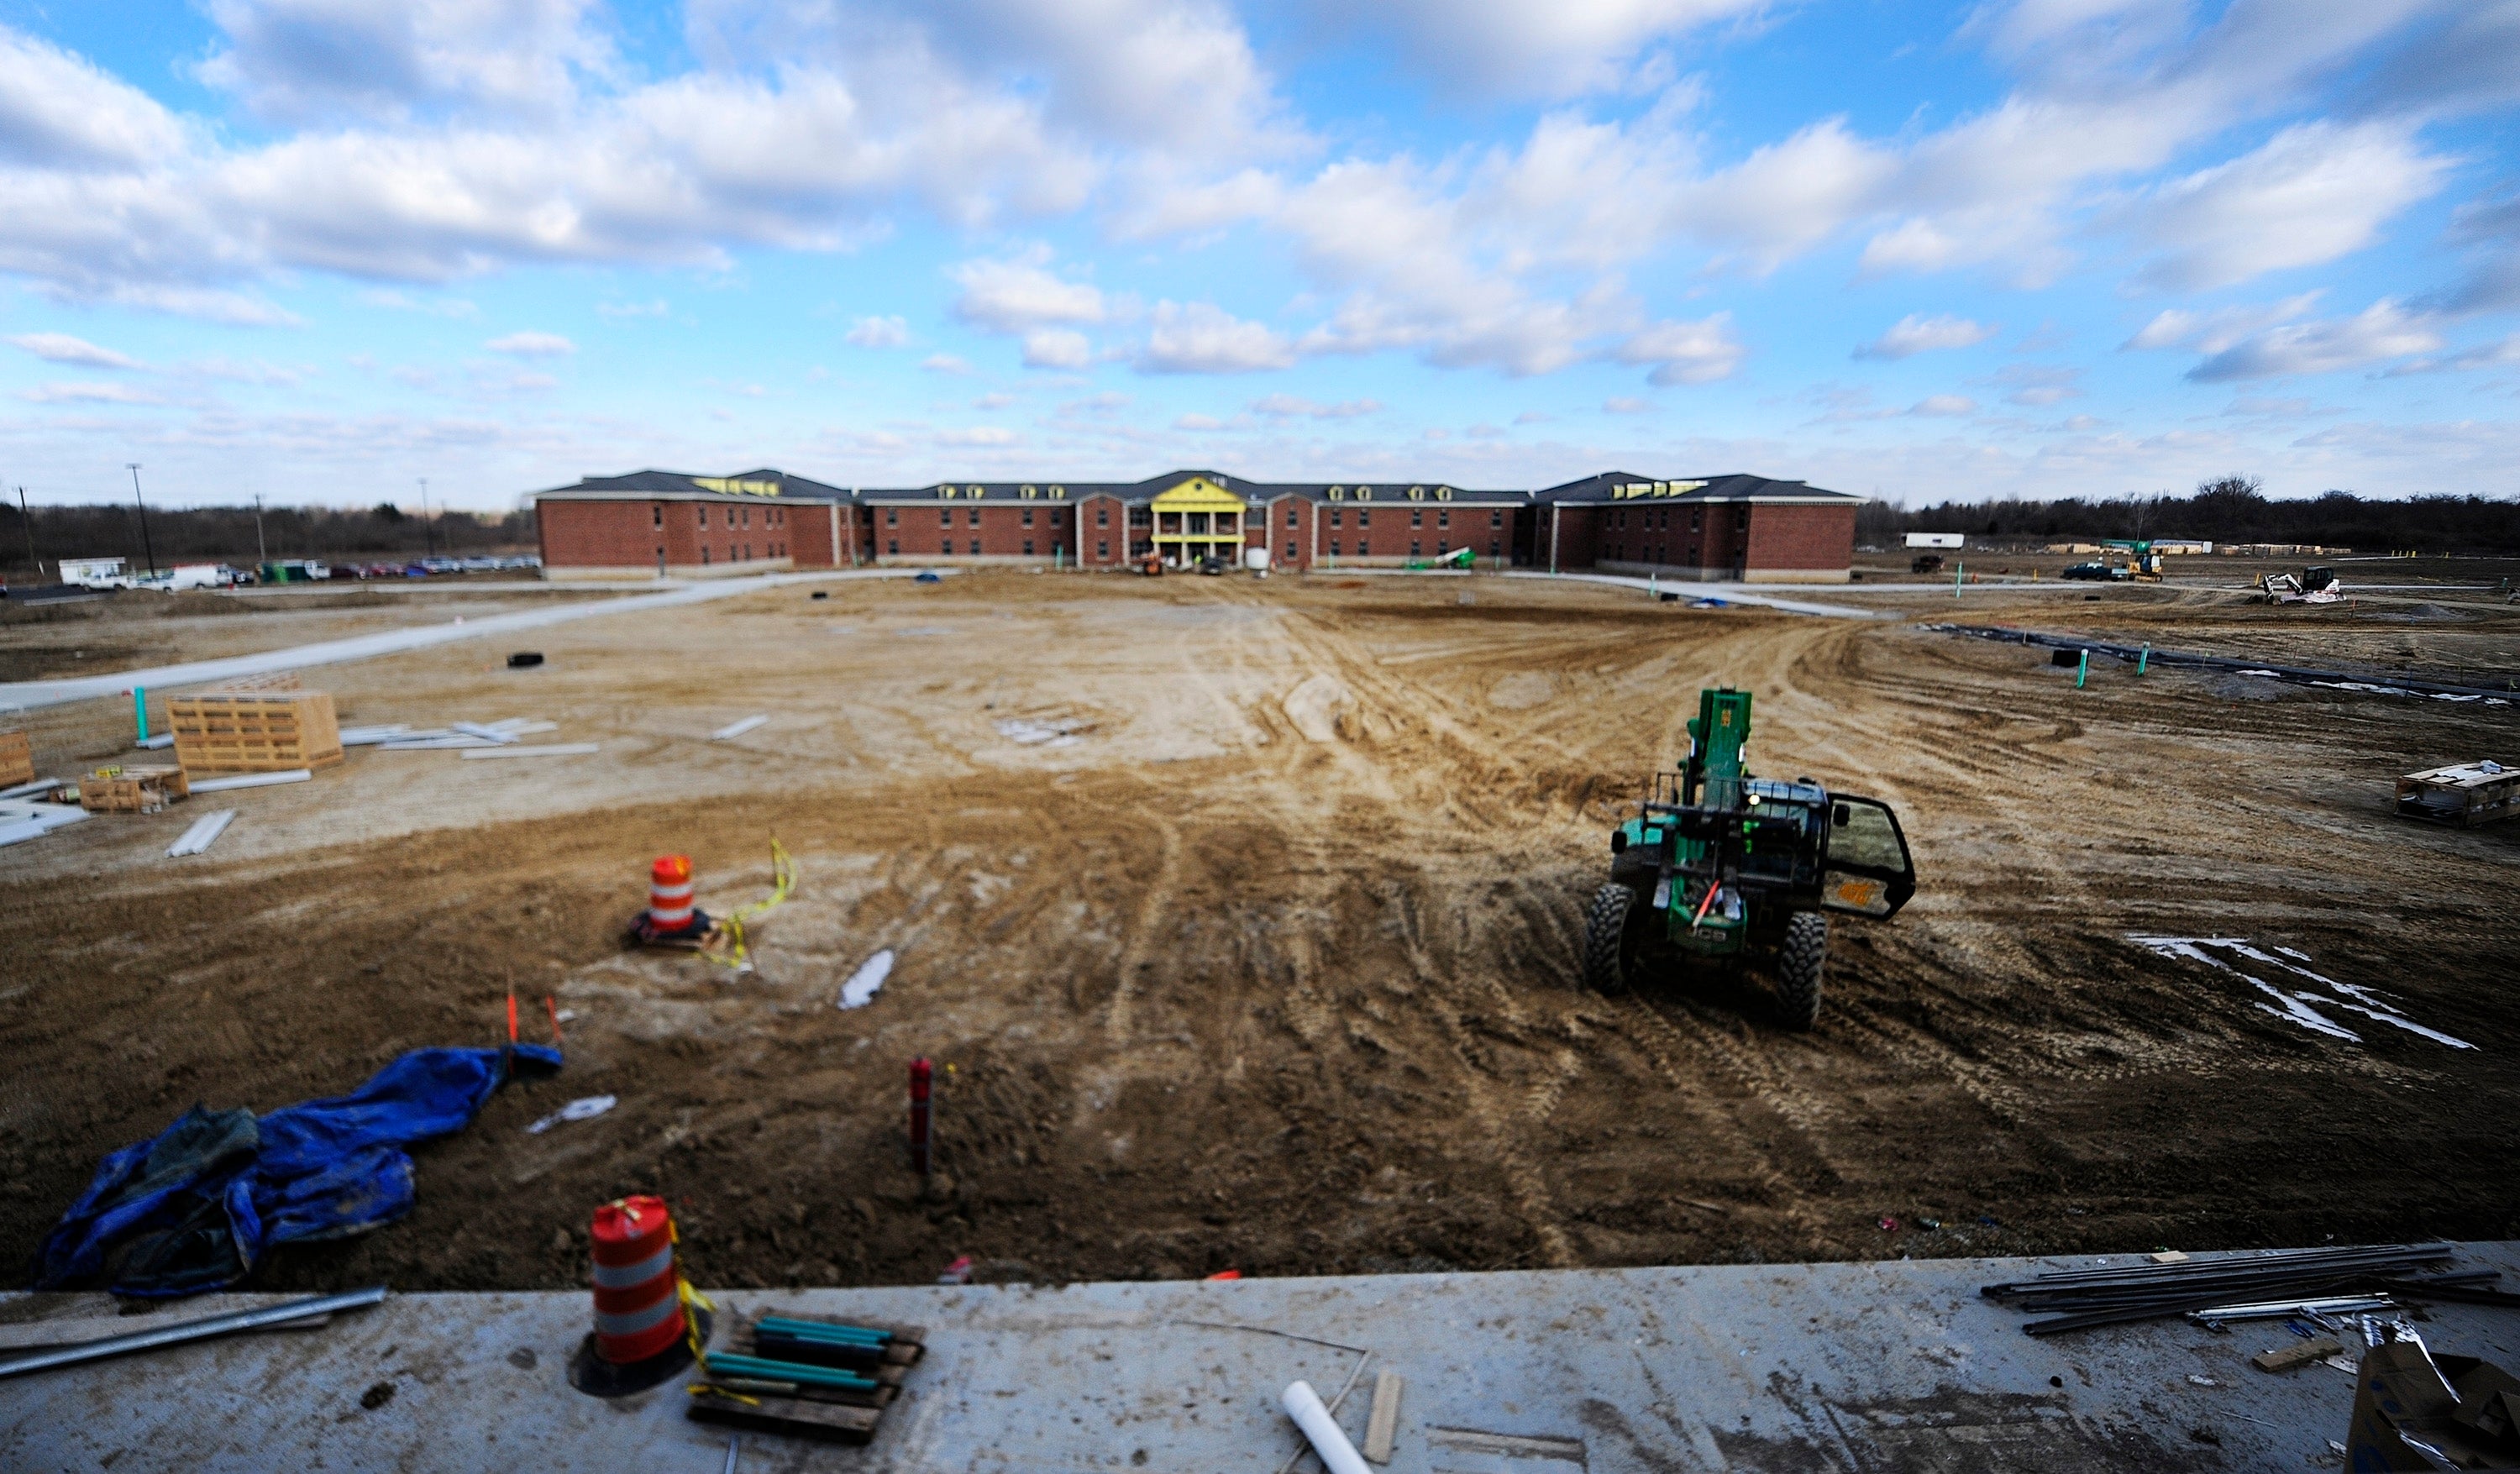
<box><xmin>1147</xmin><ymin>477</ymin><xmax>1245</xmax><ymax>568</ymax></box>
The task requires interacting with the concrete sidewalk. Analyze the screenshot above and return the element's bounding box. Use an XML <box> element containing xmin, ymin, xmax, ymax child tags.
<box><xmin>6</xmin><ymin>1244</ymin><xmax>2511</xmax><ymax>1471</ymax></box>
<box><xmin>0</xmin><ymin>569</ymin><xmax>945</xmax><ymax>714</ymax></box>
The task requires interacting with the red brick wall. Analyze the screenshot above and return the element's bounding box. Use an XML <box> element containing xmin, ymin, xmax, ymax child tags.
<box><xmin>789</xmin><ymin>502</ymin><xmax>838</xmax><ymax>568</ymax></box>
<box><xmin>1745</xmin><ymin>503</ymin><xmax>1854</xmax><ymax>579</ymax></box>
<box><xmin>1079</xmin><ymin>495</ymin><xmax>1129</xmax><ymax>566</ymax></box>
<box><xmin>1548</xmin><ymin>506</ymin><xmax>1602</xmax><ymax>569</ymax></box>
<box><xmin>869</xmin><ymin>501</ymin><xmax>1079</xmax><ymax>562</ymax></box>
<box><xmin>538</xmin><ymin>497</ymin><xmax>823</xmax><ymax>574</ymax></box>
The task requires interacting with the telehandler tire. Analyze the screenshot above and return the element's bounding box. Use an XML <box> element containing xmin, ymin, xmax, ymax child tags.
<box><xmin>1777</xmin><ymin>910</ymin><xmax>1826</xmax><ymax>1030</ymax></box>
<box><xmin>1582</xmin><ymin>884</ymin><xmax>1639</xmax><ymax>994</ymax></box>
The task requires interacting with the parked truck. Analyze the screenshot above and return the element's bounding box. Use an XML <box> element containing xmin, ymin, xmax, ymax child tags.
<box><xmin>59</xmin><ymin>557</ymin><xmax>136</xmax><ymax>590</ymax></box>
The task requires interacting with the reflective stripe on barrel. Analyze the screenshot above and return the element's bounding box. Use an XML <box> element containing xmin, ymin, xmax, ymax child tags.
<box><xmin>648</xmin><ymin>855</ymin><xmax>696</xmax><ymax>933</ymax></box>
<box><xmin>590</xmin><ymin>1194</ymin><xmax>685</xmax><ymax>1363</ymax></box>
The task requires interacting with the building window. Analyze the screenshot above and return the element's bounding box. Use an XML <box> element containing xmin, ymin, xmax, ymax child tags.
<box><xmin>1411</xmin><ymin>510</ymin><xmax>1423</xmax><ymax>528</ymax></box>
<box><xmin>887</xmin><ymin>508</ymin><xmax>899</xmax><ymax>527</ymax></box>
<box><xmin>701</xmin><ymin>546</ymin><xmax>710</xmax><ymax>564</ymax></box>
<box><xmin>1284</xmin><ymin>539</ymin><xmax>1297</xmax><ymax>560</ymax></box>
<box><xmin>1286</xmin><ymin>506</ymin><xmax>1299</xmax><ymax>527</ymax></box>
<box><xmin>1437</xmin><ymin>510</ymin><xmax>1449</xmax><ymax>529</ymax></box>
<box><xmin>1357</xmin><ymin>540</ymin><xmax>1370</xmax><ymax>556</ymax></box>
<box><xmin>1329</xmin><ymin>539</ymin><xmax>1341</xmax><ymax>557</ymax></box>
<box><xmin>1488</xmin><ymin>539</ymin><xmax>1500</xmax><ymax>556</ymax></box>
<box><xmin>1097</xmin><ymin>506</ymin><xmax>1110</xmax><ymax>527</ymax></box>
<box><xmin>941</xmin><ymin>508</ymin><xmax>953</xmax><ymax>527</ymax></box>
<box><xmin>1130</xmin><ymin>506</ymin><xmax>1152</xmax><ymax>527</ymax></box>
<box><xmin>1023</xmin><ymin>539</ymin><xmax>1034</xmax><ymax>556</ymax></box>
<box><xmin>1410</xmin><ymin>541</ymin><xmax>1421</xmax><ymax>557</ymax></box>
<box><xmin>968</xmin><ymin>508</ymin><xmax>982</xmax><ymax>527</ymax></box>
<box><xmin>1097</xmin><ymin>540</ymin><xmax>1109</xmax><ymax>559</ymax></box>
<box><xmin>1330</xmin><ymin>508</ymin><xmax>1342</xmax><ymax>527</ymax></box>
<box><xmin>652</xmin><ymin>504</ymin><xmax>662</xmax><ymax>527</ymax></box>
<box><xmin>1022</xmin><ymin>508</ymin><xmax>1035</xmax><ymax>528</ymax></box>
<box><xmin>1491</xmin><ymin>510</ymin><xmax>1503</xmax><ymax>529</ymax></box>
<box><xmin>942</xmin><ymin>538</ymin><xmax>953</xmax><ymax>554</ymax></box>
<box><xmin>744</xmin><ymin>543</ymin><xmax>752</xmax><ymax>560</ymax></box>
<box><xmin>698</xmin><ymin>507</ymin><xmax>708</xmax><ymax>527</ymax></box>
<box><xmin>1356</xmin><ymin>509</ymin><xmax>1370</xmax><ymax>527</ymax></box>
<box><xmin>1050</xmin><ymin>510</ymin><xmax>1063</xmax><ymax>525</ymax></box>
<box><xmin>969</xmin><ymin>539</ymin><xmax>982</xmax><ymax>554</ymax></box>
<box><xmin>1437</xmin><ymin>540</ymin><xmax>1448</xmax><ymax>554</ymax></box>
<box><xmin>889</xmin><ymin>539</ymin><xmax>900</xmax><ymax>556</ymax></box>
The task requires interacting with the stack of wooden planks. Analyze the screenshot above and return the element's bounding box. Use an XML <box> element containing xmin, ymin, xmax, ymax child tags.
<box><xmin>685</xmin><ymin>1308</ymin><xmax>926</xmax><ymax>1444</ymax></box>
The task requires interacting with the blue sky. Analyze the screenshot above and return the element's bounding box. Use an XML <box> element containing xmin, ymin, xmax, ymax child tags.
<box><xmin>0</xmin><ymin>0</ymin><xmax>2514</xmax><ymax>511</ymax></box>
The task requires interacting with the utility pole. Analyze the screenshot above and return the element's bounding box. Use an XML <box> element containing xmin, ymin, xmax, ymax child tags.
<box><xmin>128</xmin><ymin>463</ymin><xmax>156</xmax><ymax>575</ymax></box>
<box><xmin>16</xmin><ymin>485</ymin><xmax>35</xmax><ymax>581</ymax></box>
<box><xmin>254</xmin><ymin>492</ymin><xmax>268</xmax><ymax>566</ymax></box>
<box><xmin>419</xmin><ymin>476</ymin><xmax>435</xmax><ymax>559</ymax></box>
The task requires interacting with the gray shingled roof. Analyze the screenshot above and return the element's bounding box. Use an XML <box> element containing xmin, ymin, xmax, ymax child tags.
<box><xmin>1534</xmin><ymin>472</ymin><xmax>1856</xmax><ymax>503</ymax></box>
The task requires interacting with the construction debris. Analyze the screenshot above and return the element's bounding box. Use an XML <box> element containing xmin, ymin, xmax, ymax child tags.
<box><xmin>2397</xmin><ymin>760</ymin><xmax>2519</xmax><ymax>827</ymax></box>
<box><xmin>1282</xmin><ymin>1379</ymin><xmax>1373</xmax><ymax>1474</ymax></box>
<box><xmin>0</xmin><ymin>728</ymin><xmax>33</xmax><ymax>787</ymax></box>
<box><xmin>376</xmin><ymin>718</ymin><xmax>556</xmax><ymax>749</ymax></box>
<box><xmin>1980</xmin><ymin>1243</ymin><xmax>2482</xmax><ymax>1335</ymax></box>
<box><xmin>687</xmin><ymin>1308</ymin><xmax>928</xmax><ymax>1445</ymax></box>
<box><xmin>0</xmin><ymin>800</ymin><xmax>87</xmax><ymax>848</ymax></box>
<box><xmin>0</xmin><ymin>1286</ymin><xmax>388</xmax><ymax>1382</ymax></box>
<box><xmin>77</xmin><ymin>765</ymin><xmax>188</xmax><ymax>813</ymax></box>
<box><xmin>165</xmin><ymin>809</ymin><xmax>235</xmax><ymax>858</ymax></box>
<box><xmin>711</xmin><ymin>716</ymin><xmax>769</xmax><ymax>741</ymax></box>
<box><xmin>527</xmin><ymin>1095</ymin><xmax>617</xmax><ymax>1134</ymax></box>
<box><xmin>838</xmin><ymin>950</ymin><xmax>894</xmax><ymax>1009</ymax></box>
<box><xmin>1363</xmin><ymin>1371</ymin><xmax>1404</xmax><ymax>1464</ymax></box>
<box><xmin>1929</xmin><ymin>624</ymin><xmax>2514</xmax><ymax>705</ymax></box>
<box><xmin>2346</xmin><ymin>1326</ymin><xmax>2520</xmax><ymax>1468</ymax></box>
<box><xmin>186</xmin><ymin>768</ymin><xmax>311</xmax><ymax>794</ymax></box>
<box><xmin>2253</xmin><ymin>1337</ymin><xmax>2345</xmax><ymax>1372</ymax></box>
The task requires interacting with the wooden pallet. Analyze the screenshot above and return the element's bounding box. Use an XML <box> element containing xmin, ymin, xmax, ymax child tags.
<box><xmin>79</xmin><ymin>765</ymin><xmax>189</xmax><ymax>813</ymax></box>
<box><xmin>170</xmin><ymin>690</ymin><xmax>343</xmax><ymax>774</ymax></box>
<box><xmin>685</xmin><ymin>1309</ymin><xmax>927</xmax><ymax>1444</ymax></box>
<box><xmin>0</xmin><ymin>730</ymin><xmax>30</xmax><ymax>789</ymax></box>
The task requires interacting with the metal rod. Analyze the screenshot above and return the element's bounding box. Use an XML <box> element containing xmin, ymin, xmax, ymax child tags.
<box><xmin>0</xmin><ymin>1285</ymin><xmax>388</xmax><ymax>1380</ymax></box>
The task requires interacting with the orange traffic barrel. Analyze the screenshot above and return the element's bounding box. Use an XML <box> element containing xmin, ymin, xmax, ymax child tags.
<box><xmin>647</xmin><ymin>855</ymin><xmax>697</xmax><ymax>936</ymax></box>
<box><xmin>590</xmin><ymin>1195</ymin><xmax>685</xmax><ymax>1364</ymax></box>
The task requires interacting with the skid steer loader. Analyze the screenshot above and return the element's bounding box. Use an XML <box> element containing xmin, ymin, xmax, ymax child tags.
<box><xmin>1581</xmin><ymin>687</ymin><xmax>1915</xmax><ymax>1028</ymax></box>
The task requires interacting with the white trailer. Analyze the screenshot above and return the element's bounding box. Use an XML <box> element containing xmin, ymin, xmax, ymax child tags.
<box><xmin>1903</xmin><ymin>532</ymin><xmax>1965</xmax><ymax>550</ymax></box>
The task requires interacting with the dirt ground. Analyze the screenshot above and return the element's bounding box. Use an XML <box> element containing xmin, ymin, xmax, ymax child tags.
<box><xmin>3</xmin><ymin>568</ymin><xmax>2516</xmax><ymax>1298</ymax></box>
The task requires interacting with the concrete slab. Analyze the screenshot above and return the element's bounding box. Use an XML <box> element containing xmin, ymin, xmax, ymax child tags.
<box><xmin>6</xmin><ymin>1245</ymin><xmax>2513</xmax><ymax>1471</ymax></box>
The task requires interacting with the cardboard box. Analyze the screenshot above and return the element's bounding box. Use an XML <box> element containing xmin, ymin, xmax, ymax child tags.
<box><xmin>2345</xmin><ymin>1335</ymin><xmax>2520</xmax><ymax>1469</ymax></box>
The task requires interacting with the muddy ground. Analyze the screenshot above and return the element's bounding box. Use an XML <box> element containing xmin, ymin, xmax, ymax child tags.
<box><xmin>3</xmin><ymin>569</ymin><xmax>2516</xmax><ymax>1296</ymax></box>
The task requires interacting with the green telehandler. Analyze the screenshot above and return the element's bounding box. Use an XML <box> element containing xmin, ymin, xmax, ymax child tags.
<box><xmin>1581</xmin><ymin>687</ymin><xmax>1916</xmax><ymax>1027</ymax></box>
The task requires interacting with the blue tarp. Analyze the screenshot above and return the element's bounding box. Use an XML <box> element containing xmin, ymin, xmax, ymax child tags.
<box><xmin>34</xmin><ymin>1045</ymin><xmax>560</xmax><ymax>1296</ymax></box>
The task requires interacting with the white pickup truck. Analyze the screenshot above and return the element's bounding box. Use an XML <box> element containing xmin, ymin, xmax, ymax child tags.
<box><xmin>134</xmin><ymin>564</ymin><xmax>245</xmax><ymax>592</ymax></box>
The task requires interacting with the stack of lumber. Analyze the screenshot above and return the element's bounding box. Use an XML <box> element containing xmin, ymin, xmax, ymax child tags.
<box><xmin>0</xmin><ymin>730</ymin><xmax>32</xmax><ymax>789</ymax></box>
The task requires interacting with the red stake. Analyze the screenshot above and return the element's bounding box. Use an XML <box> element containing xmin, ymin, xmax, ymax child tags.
<box><xmin>506</xmin><ymin>992</ymin><xmax>519</xmax><ymax>1045</ymax></box>
<box><xmin>909</xmin><ymin>1057</ymin><xmax>933</xmax><ymax>1177</ymax></box>
<box><xmin>545</xmin><ymin>994</ymin><xmax>563</xmax><ymax>1046</ymax></box>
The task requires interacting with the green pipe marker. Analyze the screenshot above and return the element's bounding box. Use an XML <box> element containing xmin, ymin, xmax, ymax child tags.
<box><xmin>2137</xmin><ymin>643</ymin><xmax>2150</xmax><ymax>676</ymax></box>
<box><xmin>134</xmin><ymin>687</ymin><xmax>148</xmax><ymax>742</ymax></box>
<box><xmin>2076</xmin><ymin>649</ymin><xmax>2089</xmax><ymax>689</ymax></box>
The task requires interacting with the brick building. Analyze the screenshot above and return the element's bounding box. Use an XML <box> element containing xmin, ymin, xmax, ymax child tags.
<box><xmin>529</xmin><ymin>466</ymin><xmax>1856</xmax><ymax>582</ymax></box>
<box><xmin>530</xmin><ymin>469</ymin><xmax>852</xmax><ymax>580</ymax></box>
<box><xmin>1532</xmin><ymin>472</ymin><xmax>1861</xmax><ymax>584</ymax></box>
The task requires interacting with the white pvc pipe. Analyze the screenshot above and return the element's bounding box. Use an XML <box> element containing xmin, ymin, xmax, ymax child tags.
<box><xmin>1281</xmin><ymin>1381</ymin><xmax>1371</xmax><ymax>1474</ymax></box>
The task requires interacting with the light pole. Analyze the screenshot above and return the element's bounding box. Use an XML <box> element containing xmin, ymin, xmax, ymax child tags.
<box><xmin>16</xmin><ymin>485</ymin><xmax>35</xmax><ymax>581</ymax></box>
<box><xmin>419</xmin><ymin>477</ymin><xmax>435</xmax><ymax>559</ymax></box>
<box><xmin>253</xmin><ymin>492</ymin><xmax>268</xmax><ymax>567</ymax></box>
<box><xmin>128</xmin><ymin>464</ymin><xmax>156</xmax><ymax>575</ymax></box>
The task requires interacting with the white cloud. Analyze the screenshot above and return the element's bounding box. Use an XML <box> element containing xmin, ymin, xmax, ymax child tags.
<box><xmin>1173</xmin><ymin>412</ymin><xmax>1226</xmax><ymax>430</ymax></box>
<box><xmin>1853</xmin><ymin>313</ymin><xmax>1997</xmax><ymax>360</ymax></box>
<box><xmin>1992</xmin><ymin>364</ymin><xmax>2082</xmax><ymax>406</ymax></box>
<box><xmin>2124</xmin><ymin>121</ymin><xmax>2450</xmax><ymax>291</ymax></box>
<box><xmin>1137</xmin><ymin>301</ymin><xmax>1294</xmax><ymax>373</ymax></box>
<box><xmin>1910</xmin><ymin>393</ymin><xmax>1977</xmax><ymax>416</ymax></box>
<box><xmin>972</xmin><ymin>391</ymin><xmax>1015</xmax><ymax>409</ymax></box>
<box><xmin>485</xmin><ymin>330</ymin><xmax>574</xmax><ymax>356</ymax></box>
<box><xmin>18</xmin><ymin>380</ymin><xmax>161</xmax><ymax>404</ymax></box>
<box><xmin>1614</xmin><ymin>313</ymin><xmax>1741</xmax><ymax>384</ymax></box>
<box><xmin>596</xmin><ymin>297</ymin><xmax>667</xmax><ymax>320</ymax></box>
<box><xmin>0</xmin><ymin>28</ymin><xmax>188</xmax><ymax>169</ymax></box>
<box><xmin>2123</xmin><ymin>292</ymin><xmax>2325</xmax><ymax>354</ymax></box>
<box><xmin>2187</xmin><ymin>298</ymin><xmax>2442</xmax><ymax>381</ymax></box>
<box><xmin>951</xmin><ymin>252</ymin><xmax>1106</xmax><ymax>333</ymax></box>
<box><xmin>1251</xmin><ymin>393</ymin><xmax>1383</xmax><ymax>418</ymax></box>
<box><xmin>919</xmin><ymin>353</ymin><xmax>971</xmax><ymax>374</ymax></box>
<box><xmin>5</xmin><ymin>332</ymin><xmax>147</xmax><ymax>370</ymax></box>
<box><xmin>2381</xmin><ymin>333</ymin><xmax>2520</xmax><ymax>376</ymax></box>
<box><xmin>1021</xmin><ymin>328</ymin><xmax>1094</xmax><ymax>369</ymax></box>
<box><xmin>1349</xmin><ymin>0</ymin><xmax>1765</xmax><ymax>97</ymax></box>
<box><xmin>365</xmin><ymin>287</ymin><xmax>478</xmax><ymax>317</ymax></box>
<box><xmin>1604</xmin><ymin>395</ymin><xmax>1651</xmax><ymax>412</ymax></box>
<box><xmin>845</xmin><ymin>314</ymin><xmax>910</xmax><ymax>348</ymax></box>
<box><xmin>197</xmin><ymin>0</ymin><xmax>617</xmax><ymax>123</ymax></box>
<box><xmin>936</xmin><ymin>425</ymin><xmax>1017</xmax><ymax>446</ymax></box>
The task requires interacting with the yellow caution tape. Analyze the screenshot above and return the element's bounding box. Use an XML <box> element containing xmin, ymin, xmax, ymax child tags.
<box><xmin>700</xmin><ymin>837</ymin><xmax>797</xmax><ymax>970</ymax></box>
<box><xmin>686</xmin><ymin>1383</ymin><xmax>761</xmax><ymax>1407</ymax></box>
